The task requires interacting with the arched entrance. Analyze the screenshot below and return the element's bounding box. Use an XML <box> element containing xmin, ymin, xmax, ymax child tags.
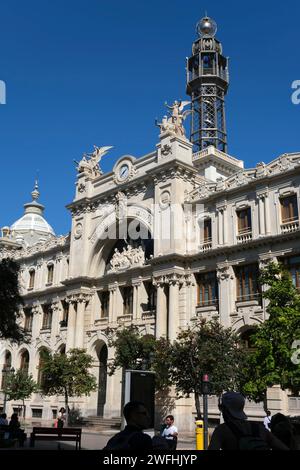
<box><xmin>97</xmin><ymin>344</ymin><xmax>108</xmax><ymax>417</ymax></box>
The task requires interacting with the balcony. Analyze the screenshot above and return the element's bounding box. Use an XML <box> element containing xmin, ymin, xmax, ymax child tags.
<box><xmin>237</xmin><ymin>228</ymin><xmax>252</xmax><ymax>244</ymax></box>
<box><xmin>281</xmin><ymin>217</ymin><xmax>299</xmax><ymax>234</ymax></box>
<box><xmin>236</xmin><ymin>292</ymin><xmax>262</xmax><ymax>307</ymax></box>
<box><xmin>199</xmin><ymin>238</ymin><xmax>212</xmax><ymax>252</ymax></box>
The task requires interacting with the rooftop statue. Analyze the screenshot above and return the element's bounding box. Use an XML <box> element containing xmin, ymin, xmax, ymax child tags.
<box><xmin>76</xmin><ymin>145</ymin><xmax>113</xmax><ymax>177</ymax></box>
<box><xmin>156</xmin><ymin>100</ymin><xmax>191</xmax><ymax>137</ymax></box>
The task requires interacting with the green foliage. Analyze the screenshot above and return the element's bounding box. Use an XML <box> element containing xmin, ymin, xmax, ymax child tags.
<box><xmin>107</xmin><ymin>326</ymin><xmax>171</xmax><ymax>390</ymax></box>
<box><xmin>0</xmin><ymin>258</ymin><xmax>27</xmax><ymax>343</ymax></box>
<box><xmin>40</xmin><ymin>348</ymin><xmax>97</xmax><ymax>399</ymax></box>
<box><xmin>4</xmin><ymin>369</ymin><xmax>38</xmax><ymax>402</ymax></box>
<box><xmin>241</xmin><ymin>262</ymin><xmax>300</xmax><ymax>400</ymax></box>
<box><xmin>169</xmin><ymin>319</ymin><xmax>247</xmax><ymax>397</ymax></box>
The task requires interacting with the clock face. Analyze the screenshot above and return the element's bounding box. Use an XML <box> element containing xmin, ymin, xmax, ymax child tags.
<box><xmin>119</xmin><ymin>164</ymin><xmax>129</xmax><ymax>180</ymax></box>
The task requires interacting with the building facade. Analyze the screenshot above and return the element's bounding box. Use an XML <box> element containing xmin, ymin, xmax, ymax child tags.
<box><xmin>1</xmin><ymin>17</ymin><xmax>300</xmax><ymax>431</ymax></box>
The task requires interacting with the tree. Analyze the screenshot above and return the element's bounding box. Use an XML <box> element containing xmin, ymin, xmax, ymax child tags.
<box><xmin>4</xmin><ymin>369</ymin><xmax>38</xmax><ymax>419</ymax></box>
<box><xmin>0</xmin><ymin>258</ymin><xmax>27</xmax><ymax>343</ymax></box>
<box><xmin>107</xmin><ymin>326</ymin><xmax>171</xmax><ymax>390</ymax></box>
<box><xmin>40</xmin><ymin>348</ymin><xmax>97</xmax><ymax>424</ymax></box>
<box><xmin>241</xmin><ymin>262</ymin><xmax>300</xmax><ymax>402</ymax></box>
<box><xmin>169</xmin><ymin>319</ymin><xmax>247</xmax><ymax>419</ymax></box>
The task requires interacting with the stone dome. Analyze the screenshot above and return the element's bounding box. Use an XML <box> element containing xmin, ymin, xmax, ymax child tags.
<box><xmin>10</xmin><ymin>182</ymin><xmax>55</xmax><ymax>246</ymax></box>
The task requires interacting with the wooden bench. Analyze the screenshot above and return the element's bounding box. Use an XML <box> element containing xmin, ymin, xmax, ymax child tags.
<box><xmin>30</xmin><ymin>427</ymin><xmax>82</xmax><ymax>450</ymax></box>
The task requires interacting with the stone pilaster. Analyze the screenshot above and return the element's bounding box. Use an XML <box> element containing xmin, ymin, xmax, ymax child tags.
<box><xmin>217</xmin><ymin>264</ymin><xmax>235</xmax><ymax>327</ymax></box>
<box><xmin>154</xmin><ymin>278</ymin><xmax>168</xmax><ymax>339</ymax></box>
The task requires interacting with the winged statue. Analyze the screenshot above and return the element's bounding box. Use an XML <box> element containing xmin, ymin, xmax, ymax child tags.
<box><xmin>76</xmin><ymin>145</ymin><xmax>113</xmax><ymax>177</ymax></box>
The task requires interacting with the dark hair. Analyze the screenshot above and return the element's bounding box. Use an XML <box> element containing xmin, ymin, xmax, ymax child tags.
<box><xmin>166</xmin><ymin>415</ymin><xmax>174</xmax><ymax>421</ymax></box>
<box><xmin>10</xmin><ymin>413</ymin><xmax>18</xmax><ymax>420</ymax></box>
<box><xmin>0</xmin><ymin>413</ymin><xmax>7</xmax><ymax>419</ymax></box>
<box><xmin>266</xmin><ymin>410</ymin><xmax>271</xmax><ymax>416</ymax></box>
<box><xmin>123</xmin><ymin>401</ymin><xmax>146</xmax><ymax>421</ymax></box>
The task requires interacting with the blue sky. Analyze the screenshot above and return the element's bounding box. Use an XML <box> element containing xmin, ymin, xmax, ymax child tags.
<box><xmin>0</xmin><ymin>0</ymin><xmax>299</xmax><ymax>235</ymax></box>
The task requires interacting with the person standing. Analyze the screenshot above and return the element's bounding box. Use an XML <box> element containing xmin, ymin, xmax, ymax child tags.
<box><xmin>263</xmin><ymin>410</ymin><xmax>272</xmax><ymax>431</ymax></box>
<box><xmin>57</xmin><ymin>407</ymin><xmax>66</xmax><ymax>428</ymax></box>
<box><xmin>161</xmin><ymin>415</ymin><xmax>178</xmax><ymax>450</ymax></box>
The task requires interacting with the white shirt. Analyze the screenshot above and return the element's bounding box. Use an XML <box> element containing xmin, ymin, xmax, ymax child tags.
<box><xmin>264</xmin><ymin>416</ymin><xmax>271</xmax><ymax>431</ymax></box>
<box><xmin>162</xmin><ymin>425</ymin><xmax>178</xmax><ymax>440</ymax></box>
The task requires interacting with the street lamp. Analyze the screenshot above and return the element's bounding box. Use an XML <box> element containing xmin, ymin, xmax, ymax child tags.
<box><xmin>2</xmin><ymin>365</ymin><xmax>15</xmax><ymax>413</ymax></box>
<box><xmin>202</xmin><ymin>374</ymin><xmax>210</xmax><ymax>450</ymax></box>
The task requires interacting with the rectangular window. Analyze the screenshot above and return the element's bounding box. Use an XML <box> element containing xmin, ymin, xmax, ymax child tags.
<box><xmin>280</xmin><ymin>195</ymin><xmax>299</xmax><ymax>224</ymax></box>
<box><xmin>60</xmin><ymin>300</ymin><xmax>69</xmax><ymax>327</ymax></box>
<box><xmin>100</xmin><ymin>291</ymin><xmax>109</xmax><ymax>318</ymax></box>
<box><xmin>144</xmin><ymin>282</ymin><xmax>157</xmax><ymax>311</ymax></box>
<box><xmin>122</xmin><ymin>287</ymin><xmax>133</xmax><ymax>315</ymax></box>
<box><xmin>29</xmin><ymin>270</ymin><xmax>35</xmax><ymax>289</ymax></box>
<box><xmin>32</xmin><ymin>408</ymin><xmax>43</xmax><ymax>419</ymax></box>
<box><xmin>24</xmin><ymin>308</ymin><xmax>33</xmax><ymax>332</ymax></box>
<box><xmin>42</xmin><ymin>305</ymin><xmax>52</xmax><ymax>330</ymax></box>
<box><xmin>282</xmin><ymin>256</ymin><xmax>300</xmax><ymax>290</ymax></box>
<box><xmin>235</xmin><ymin>264</ymin><xmax>260</xmax><ymax>302</ymax></box>
<box><xmin>237</xmin><ymin>208</ymin><xmax>252</xmax><ymax>235</ymax></box>
<box><xmin>196</xmin><ymin>272</ymin><xmax>218</xmax><ymax>307</ymax></box>
<box><xmin>203</xmin><ymin>219</ymin><xmax>212</xmax><ymax>243</ymax></box>
<box><xmin>47</xmin><ymin>264</ymin><xmax>54</xmax><ymax>284</ymax></box>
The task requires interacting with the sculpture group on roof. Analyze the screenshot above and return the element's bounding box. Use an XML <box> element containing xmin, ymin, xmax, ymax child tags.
<box><xmin>156</xmin><ymin>100</ymin><xmax>191</xmax><ymax>138</ymax></box>
<box><xmin>76</xmin><ymin>145</ymin><xmax>113</xmax><ymax>177</ymax></box>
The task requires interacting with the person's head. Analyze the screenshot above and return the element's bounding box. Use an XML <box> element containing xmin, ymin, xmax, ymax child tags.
<box><xmin>165</xmin><ymin>415</ymin><xmax>175</xmax><ymax>427</ymax></box>
<box><xmin>59</xmin><ymin>407</ymin><xmax>66</xmax><ymax>413</ymax></box>
<box><xmin>266</xmin><ymin>410</ymin><xmax>271</xmax><ymax>417</ymax></box>
<box><xmin>219</xmin><ymin>392</ymin><xmax>247</xmax><ymax>421</ymax></box>
<box><xmin>123</xmin><ymin>401</ymin><xmax>150</xmax><ymax>430</ymax></box>
<box><xmin>10</xmin><ymin>413</ymin><xmax>18</xmax><ymax>421</ymax></box>
<box><xmin>270</xmin><ymin>413</ymin><xmax>295</xmax><ymax>449</ymax></box>
<box><xmin>0</xmin><ymin>413</ymin><xmax>7</xmax><ymax>419</ymax></box>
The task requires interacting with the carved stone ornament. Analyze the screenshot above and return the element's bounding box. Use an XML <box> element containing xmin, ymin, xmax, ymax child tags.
<box><xmin>109</xmin><ymin>245</ymin><xmax>145</xmax><ymax>272</ymax></box>
<box><xmin>74</xmin><ymin>222</ymin><xmax>83</xmax><ymax>240</ymax></box>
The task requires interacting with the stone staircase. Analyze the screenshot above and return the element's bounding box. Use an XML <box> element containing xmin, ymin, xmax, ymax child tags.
<box><xmin>84</xmin><ymin>416</ymin><xmax>121</xmax><ymax>430</ymax></box>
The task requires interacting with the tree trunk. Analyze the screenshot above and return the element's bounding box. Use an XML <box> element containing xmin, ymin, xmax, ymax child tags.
<box><xmin>195</xmin><ymin>392</ymin><xmax>202</xmax><ymax>420</ymax></box>
<box><xmin>263</xmin><ymin>394</ymin><xmax>268</xmax><ymax>414</ymax></box>
<box><xmin>64</xmin><ymin>389</ymin><xmax>69</xmax><ymax>426</ymax></box>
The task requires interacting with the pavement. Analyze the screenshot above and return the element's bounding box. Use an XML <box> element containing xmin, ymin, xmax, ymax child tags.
<box><xmin>7</xmin><ymin>427</ymin><xmax>197</xmax><ymax>451</ymax></box>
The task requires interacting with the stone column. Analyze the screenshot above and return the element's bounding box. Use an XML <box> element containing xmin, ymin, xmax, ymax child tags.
<box><xmin>222</xmin><ymin>206</ymin><xmax>228</xmax><ymax>245</ymax></box>
<box><xmin>168</xmin><ymin>279</ymin><xmax>180</xmax><ymax>341</ymax></box>
<box><xmin>217</xmin><ymin>209</ymin><xmax>223</xmax><ymax>245</ymax></box>
<box><xmin>109</xmin><ymin>282</ymin><xmax>118</xmax><ymax>323</ymax></box>
<box><xmin>132</xmin><ymin>279</ymin><xmax>142</xmax><ymax>321</ymax></box>
<box><xmin>51</xmin><ymin>301</ymin><xmax>61</xmax><ymax>338</ymax></box>
<box><xmin>66</xmin><ymin>300</ymin><xmax>77</xmax><ymax>351</ymax></box>
<box><xmin>258</xmin><ymin>196</ymin><xmax>265</xmax><ymax>235</ymax></box>
<box><xmin>264</xmin><ymin>193</ymin><xmax>271</xmax><ymax>235</ymax></box>
<box><xmin>155</xmin><ymin>280</ymin><xmax>167</xmax><ymax>339</ymax></box>
<box><xmin>75</xmin><ymin>296</ymin><xmax>88</xmax><ymax>349</ymax></box>
<box><xmin>217</xmin><ymin>264</ymin><xmax>235</xmax><ymax>327</ymax></box>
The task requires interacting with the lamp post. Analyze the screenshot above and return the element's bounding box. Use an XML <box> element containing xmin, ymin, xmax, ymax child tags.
<box><xmin>202</xmin><ymin>374</ymin><xmax>210</xmax><ymax>450</ymax></box>
<box><xmin>2</xmin><ymin>366</ymin><xmax>15</xmax><ymax>413</ymax></box>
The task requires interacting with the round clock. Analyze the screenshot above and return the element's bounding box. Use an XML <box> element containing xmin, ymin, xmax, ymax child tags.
<box><xmin>119</xmin><ymin>164</ymin><xmax>129</xmax><ymax>180</ymax></box>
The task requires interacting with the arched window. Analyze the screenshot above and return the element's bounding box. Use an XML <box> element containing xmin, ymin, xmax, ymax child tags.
<box><xmin>1</xmin><ymin>350</ymin><xmax>12</xmax><ymax>389</ymax></box>
<box><xmin>29</xmin><ymin>269</ymin><xmax>35</xmax><ymax>289</ymax></box>
<box><xmin>37</xmin><ymin>348</ymin><xmax>49</xmax><ymax>387</ymax></box>
<box><xmin>240</xmin><ymin>329</ymin><xmax>257</xmax><ymax>351</ymax></box>
<box><xmin>47</xmin><ymin>264</ymin><xmax>54</xmax><ymax>285</ymax></box>
<box><xmin>20</xmin><ymin>350</ymin><xmax>30</xmax><ymax>376</ymax></box>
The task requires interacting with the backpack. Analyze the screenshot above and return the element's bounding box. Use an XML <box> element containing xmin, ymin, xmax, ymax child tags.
<box><xmin>226</xmin><ymin>421</ymin><xmax>271</xmax><ymax>451</ymax></box>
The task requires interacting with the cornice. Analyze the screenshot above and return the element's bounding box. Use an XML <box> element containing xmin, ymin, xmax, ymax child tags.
<box><xmin>188</xmin><ymin>153</ymin><xmax>300</xmax><ymax>203</ymax></box>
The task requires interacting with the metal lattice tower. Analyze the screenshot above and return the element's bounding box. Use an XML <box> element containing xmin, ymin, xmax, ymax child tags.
<box><xmin>186</xmin><ymin>16</ymin><xmax>229</xmax><ymax>153</ymax></box>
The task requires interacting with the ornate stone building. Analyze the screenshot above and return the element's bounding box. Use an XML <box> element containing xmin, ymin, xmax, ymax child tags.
<box><xmin>1</xmin><ymin>17</ymin><xmax>300</xmax><ymax>430</ymax></box>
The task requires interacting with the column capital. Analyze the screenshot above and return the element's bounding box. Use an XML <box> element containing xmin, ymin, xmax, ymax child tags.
<box><xmin>216</xmin><ymin>264</ymin><xmax>235</xmax><ymax>282</ymax></box>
